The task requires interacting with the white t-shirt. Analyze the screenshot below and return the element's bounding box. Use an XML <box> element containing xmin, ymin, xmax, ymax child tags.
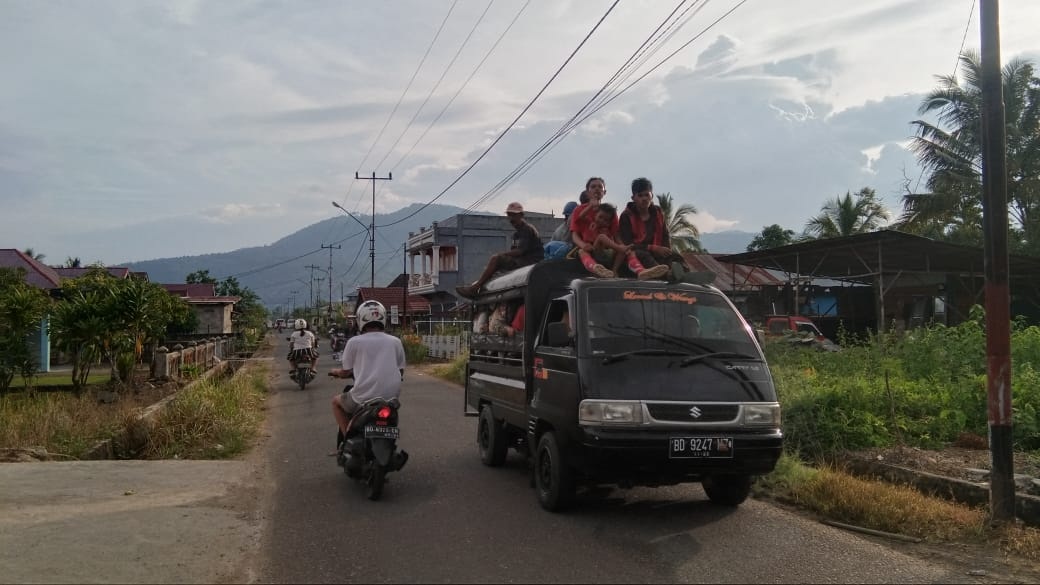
<box><xmin>290</xmin><ymin>330</ymin><xmax>316</xmax><ymax>350</ymax></box>
<box><xmin>341</xmin><ymin>331</ymin><xmax>406</xmax><ymax>404</ymax></box>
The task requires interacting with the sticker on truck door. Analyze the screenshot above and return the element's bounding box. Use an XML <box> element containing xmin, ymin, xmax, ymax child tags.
<box><xmin>533</xmin><ymin>357</ymin><xmax>548</xmax><ymax>380</ymax></box>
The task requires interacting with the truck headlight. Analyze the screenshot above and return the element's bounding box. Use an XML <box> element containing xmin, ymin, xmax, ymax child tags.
<box><xmin>743</xmin><ymin>403</ymin><xmax>781</xmax><ymax>426</ymax></box>
<box><xmin>579</xmin><ymin>400</ymin><xmax>644</xmax><ymax>425</ymax></box>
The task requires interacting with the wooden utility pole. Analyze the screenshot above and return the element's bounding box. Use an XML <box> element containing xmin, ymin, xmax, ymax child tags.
<box><xmin>355</xmin><ymin>171</ymin><xmax>392</xmax><ymax>288</ymax></box>
<box><xmin>402</xmin><ymin>242</ymin><xmax>408</xmax><ymax>333</ymax></box>
<box><xmin>979</xmin><ymin>0</ymin><xmax>1015</xmax><ymax>523</ymax></box>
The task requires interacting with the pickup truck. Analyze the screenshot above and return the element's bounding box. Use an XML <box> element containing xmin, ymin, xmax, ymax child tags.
<box><xmin>763</xmin><ymin>315</ymin><xmax>839</xmax><ymax>351</ymax></box>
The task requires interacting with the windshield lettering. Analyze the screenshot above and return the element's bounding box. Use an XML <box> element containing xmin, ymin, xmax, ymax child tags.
<box><xmin>622</xmin><ymin>290</ymin><xmax>698</xmax><ymax>304</ymax></box>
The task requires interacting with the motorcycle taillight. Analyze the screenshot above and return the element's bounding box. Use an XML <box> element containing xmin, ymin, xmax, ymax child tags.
<box><xmin>377</xmin><ymin>406</ymin><xmax>392</xmax><ymax>420</ymax></box>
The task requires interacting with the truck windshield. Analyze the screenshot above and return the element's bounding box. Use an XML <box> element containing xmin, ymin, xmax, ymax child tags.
<box><xmin>584</xmin><ymin>287</ymin><xmax>758</xmax><ymax>356</ymax></box>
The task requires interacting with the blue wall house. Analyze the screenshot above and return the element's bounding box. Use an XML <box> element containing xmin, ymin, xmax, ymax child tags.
<box><xmin>0</xmin><ymin>249</ymin><xmax>64</xmax><ymax>372</ymax></box>
<box><xmin>405</xmin><ymin>212</ymin><xmax>563</xmax><ymax>317</ymax></box>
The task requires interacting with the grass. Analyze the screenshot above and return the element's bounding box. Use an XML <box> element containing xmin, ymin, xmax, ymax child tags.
<box><xmin>7</xmin><ymin>371</ymin><xmax>109</xmax><ymax>388</ymax></box>
<box><xmin>140</xmin><ymin>363</ymin><xmax>269</xmax><ymax>459</ymax></box>
<box><xmin>431</xmin><ymin>354</ymin><xmax>467</xmax><ymax>385</ymax></box>
<box><xmin>755</xmin><ymin>453</ymin><xmax>1040</xmax><ymax>561</ymax></box>
<box><xmin>0</xmin><ymin>388</ymin><xmax>139</xmax><ymax>457</ymax></box>
<box><xmin>0</xmin><ymin>363</ymin><xmax>269</xmax><ymax>460</ymax></box>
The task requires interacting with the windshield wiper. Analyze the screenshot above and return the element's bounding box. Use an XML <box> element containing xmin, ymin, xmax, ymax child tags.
<box><xmin>679</xmin><ymin>351</ymin><xmax>758</xmax><ymax>367</ymax></box>
<box><xmin>602</xmin><ymin>348</ymin><xmax>692</xmax><ymax>365</ymax></box>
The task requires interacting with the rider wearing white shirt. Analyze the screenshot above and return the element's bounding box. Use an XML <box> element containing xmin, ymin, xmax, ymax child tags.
<box><xmin>287</xmin><ymin>319</ymin><xmax>318</xmax><ymax>373</ymax></box>
<box><xmin>328</xmin><ymin>301</ymin><xmax>406</xmax><ymax>435</ymax></box>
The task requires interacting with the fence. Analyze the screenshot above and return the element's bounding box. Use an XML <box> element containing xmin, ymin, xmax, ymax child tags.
<box><xmin>411</xmin><ymin>319</ymin><xmax>469</xmax><ymax>335</ymax></box>
<box><xmin>421</xmin><ymin>333</ymin><xmax>469</xmax><ymax>361</ymax></box>
<box><xmin>151</xmin><ymin>337</ymin><xmax>236</xmax><ymax>380</ymax></box>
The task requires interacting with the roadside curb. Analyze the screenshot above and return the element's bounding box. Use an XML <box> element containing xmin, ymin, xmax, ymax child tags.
<box><xmin>843</xmin><ymin>459</ymin><xmax>1040</xmax><ymax>527</ymax></box>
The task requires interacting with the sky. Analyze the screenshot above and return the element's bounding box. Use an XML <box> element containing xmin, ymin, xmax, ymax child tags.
<box><xmin>3</xmin><ymin>0</ymin><xmax>1040</xmax><ymax>265</ymax></box>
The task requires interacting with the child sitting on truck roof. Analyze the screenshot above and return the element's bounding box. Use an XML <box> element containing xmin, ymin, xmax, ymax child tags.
<box><xmin>571</xmin><ymin>202</ymin><xmax>669</xmax><ymax>281</ymax></box>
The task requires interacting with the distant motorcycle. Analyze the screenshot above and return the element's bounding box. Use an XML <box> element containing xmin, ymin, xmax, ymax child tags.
<box><xmin>331</xmin><ymin>333</ymin><xmax>348</xmax><ymax>362</ymax></box>
<box><xmin>336</xmin><ymin>389</ymin><xmax>409</xmax><ymax>500</ymax></box>
<box><xmin>286</xmin><ymin>337</ymin><xmax>317</xmax><ymax>391</ymax></box>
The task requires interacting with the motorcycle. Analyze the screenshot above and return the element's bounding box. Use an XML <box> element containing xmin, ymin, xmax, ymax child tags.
<box><xmin>336</xmin><ymin>390</ymin><xmax>409</xmax><ymax>500</ymax></box>
<box><xmin>289</xmin><ymin>358</ymin><xmax>316</xmax><ymax>390</ymax></box>
<box><xmin>330</xmin><ymin>333</ymin><xmax>348</xmax><ymax>362</ymax></box>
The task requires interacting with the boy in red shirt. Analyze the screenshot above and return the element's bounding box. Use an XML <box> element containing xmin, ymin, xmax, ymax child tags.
<box><xmin>572</xmin><ymin>201</ymin><xmax>669</xmax><ymax>280</ymax></box>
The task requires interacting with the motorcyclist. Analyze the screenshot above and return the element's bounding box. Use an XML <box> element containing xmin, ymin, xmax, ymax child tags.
<box><xmin>328</xmin><ymin>300</ymin><xmax>406</xmax><ymax>436</ymax></box>
<box><xmin>287</xmin><ymin>318</ymin><xmax>318</xmax><ymax>374</ymax></box>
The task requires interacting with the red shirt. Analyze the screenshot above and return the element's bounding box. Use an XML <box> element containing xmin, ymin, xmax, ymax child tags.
<box><xmin>511</xmin><ymin>305</ymin><xmax>525</xmax><ymax>332</ymax></box>
<box><xmin>570</xmin><ymin>203</ymin><xmax>619</xmax><ymax>244</ymax></box>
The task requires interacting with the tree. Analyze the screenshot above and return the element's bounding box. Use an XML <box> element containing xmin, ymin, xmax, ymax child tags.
<box><xmin>804</xmin><ymin>187</ymin><xmax>890</xmax><ymax>239</ymax></box>
<box><xmin>0</xmin><ymin>268</ymin><xmax>51</xmax><ymax>393</ymax></box>
<box><xmin>655</xmin><ymin>192</ymin><xmax>704</xmax><ymax>253</ymax></box>
<box><xmin>898</xmin><ymin>51</ymin><xmax>1040</xmax><ymax>253</ymax></box>
<box><xmin>64</xmin><ymin>257</ymin><xmax>82</xmax><ymax>268</ymax></box>
<box><xmin>22</xmin><ymin>248</ymin><xmax>45</xmax><ymax>262</ymax></box>
<box><xmin>186</xmin><ymin>270</ymin><xmax>217</xmax><ymax>284</ymax></box>
<box><xmin>747</xmin><ymin>224</ymin><xmax>796</xmax><ymax>252</ymax></box>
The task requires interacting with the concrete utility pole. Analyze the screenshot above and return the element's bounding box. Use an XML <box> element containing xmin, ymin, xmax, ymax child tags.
<box><xmin>305</xmin><ymin>264</ymin><xmax>322</xmax><ymax>325</ymax></box>
<box><xmin>979</xmin><ymin>0</ymin><xmax>1015</xmax><ymax>524</ymax></box>
<box><xmin>402</xmin><ymin>242</ymin><xmax>408</xmax><ymax>333</ymax></box>
<box><xmin>322</xmin><ymin>243</ymin><xmax>341</xmax><ymax>323</ymax></box>
<box><xmin>355</xmin><ymin>171</ymin><xmax>392</xmax><ymax>288</ymax></box>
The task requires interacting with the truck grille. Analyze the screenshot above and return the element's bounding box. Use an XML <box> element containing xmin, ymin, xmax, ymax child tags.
<box><xmin>645</xmin><ymin>403</ymin><xmax>739</xmax><ymax>423</ymax></box>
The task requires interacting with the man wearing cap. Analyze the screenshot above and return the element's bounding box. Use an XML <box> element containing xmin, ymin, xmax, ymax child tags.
<box><xmin>544</xmin><ymin>199</ymin><xmax>580</xmax><ymax>260</ymax></box>
<box><xmin>456</xmin><ymin>202</ymin><xmax>543</xmax><ymax>299</ymax></box>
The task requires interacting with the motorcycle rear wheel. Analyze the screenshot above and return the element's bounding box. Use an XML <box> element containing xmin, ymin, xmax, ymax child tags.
<box><xmin>365</xmin><ymin>465</ymin><xmax>386</xmax><ymax>500</ymax></box>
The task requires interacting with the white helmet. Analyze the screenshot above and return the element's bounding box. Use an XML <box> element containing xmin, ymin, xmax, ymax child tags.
<box><xmin>356</xmin><ymin>300</ymin><xmax>386</xmax><ymax>330</ymax></box>
<box><xmin>294</xmin><ymin>318</ymin><xmax>307</xmax><ymax>330</ymax></box>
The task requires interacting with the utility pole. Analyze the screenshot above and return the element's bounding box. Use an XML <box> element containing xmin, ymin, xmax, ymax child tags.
<box><xmin>305</xmin><ymin>264</ymin><xmax>322</xmax><ymax>326</ymax></box>
<box><xmin>322</xmin><ymin>243</ymin><xmax>341</xmax><ymax>324</ymax></box>
<box><xmin>315</xmin><ymin>276</ymin><xmax>325</xmax><ymax>328</ymax></box>
<box><xmin>355</xmin><ymin>171</ymin><xmax>392</xmax><ymax>288</ymax></box>
<box><xmin>402</xmin><ymin>242</ymin><xmax>408</xmax><ymax>333</ymax></box>
<box><xmin>290</xmin><ymin>290</ymin><xmax>297</xmax><ymax>316</ymax></box>
<box><xmin>980</xmin><ymin>0</ymin><xmax>1014</xmax><ymax>524</ymax></box>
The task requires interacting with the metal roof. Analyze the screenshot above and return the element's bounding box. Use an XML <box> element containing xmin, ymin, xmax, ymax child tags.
<box><xmin>681</xmin><ymin>253</ymin><xmax>784</xmax><ymax>292</ymax></box>
<box><xmin>718</xmin><ymin>230</ymin><xmax>1040</xmax><ymax>284</ymax></box>
<box><xmin>357</xmin><ymin>287</ymin><xmax>431</xmax><ymax>314</ymax></box>
<box><xmin>0</xmin><ymin>249</ymin><xmax>62</xmax><ymax>289</ymax></box>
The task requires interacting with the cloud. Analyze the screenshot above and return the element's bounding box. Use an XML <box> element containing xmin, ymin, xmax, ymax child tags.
<box><xmin>692</xmin><ymin>211</ymin><xmax>740</xmax><ymax>233</ymax></box>
<box><xmin>202</xmin><ymin>203</ymin><xmax>285</xmax><ymax>223</ymax></box>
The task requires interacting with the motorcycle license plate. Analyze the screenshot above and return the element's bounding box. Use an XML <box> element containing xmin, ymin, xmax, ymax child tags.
<box><xmin>668</xmin><ymin>436</ymin><xmax>734</xmax><ymax>459</ymax></box>
<box><xmin>364</xmin><ymin>425</ymin><xmax>399</xmax><ymax>439</ymax></box>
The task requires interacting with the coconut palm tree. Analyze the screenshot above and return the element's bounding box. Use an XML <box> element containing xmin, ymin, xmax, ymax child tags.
<box><xmin>655</xmin><ymin>192</ymin><xmax>703</xmax><ymax>252</ymax></box>
<box><xmin>805</xmin><ymin>188</ymin><xmax>890</xmax><ymax>239</ymax></box>
<box><xmin>21</xmin><ymin>248</ymin><xmax>45</xmax><ymax>262</ymax></box>
<box><xmin>898</xmin><ymin>51</ymin><xmax>1040</xmax><ymax>252</ymax></box>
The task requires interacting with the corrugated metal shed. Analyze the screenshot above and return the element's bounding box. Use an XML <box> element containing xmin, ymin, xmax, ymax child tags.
<box><xmin>681</xmin><ymin>253</ymin><xmax>784</xmax><ymax>292</ymax></box>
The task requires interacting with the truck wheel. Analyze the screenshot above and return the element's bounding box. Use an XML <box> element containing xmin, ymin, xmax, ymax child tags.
<box><xmin>534</xmin><ymin>432</ymin><xmax>575</xmax><ymax>512</ymax></box>
<box><xmin>702</xmin><ymin>474</ymin><xmax>752</xmax><ymax>506</ymax></box>
<box><xmin>478</xmin><ymin>406</ymin><xmax>508</xmax><ymax>467</ymax></box>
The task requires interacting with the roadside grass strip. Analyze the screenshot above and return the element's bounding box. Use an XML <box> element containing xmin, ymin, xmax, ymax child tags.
<box><xmin>0</xmin><ymin>390</ymin><xmax>138</xmax><ymax>458</ymax></box>
<box><xmin>432</xmin><ymin>354</ymin><xmax>467</xmax><ymax>386</ymax></box>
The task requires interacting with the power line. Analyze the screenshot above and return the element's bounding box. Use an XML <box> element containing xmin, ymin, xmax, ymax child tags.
<box><xmin>465</xmin><ymin>0</ymin><xmax>703</xmax><ymax>212</ymax></box>
<box><xmin>343</xmin><ymin>0</ymin><xmax>460</xmax><ymax>214</ymax></box>
<box><xmin>373</xmin><ymin>0</ymin><xmax>621</xmax><ymax>230</ymax></box>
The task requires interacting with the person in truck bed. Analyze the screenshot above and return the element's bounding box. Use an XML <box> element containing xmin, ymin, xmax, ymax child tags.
<box><xmin>572</xmin><ymin>201</ymin><xmax>670</xmax><ymax>280</ymax></box>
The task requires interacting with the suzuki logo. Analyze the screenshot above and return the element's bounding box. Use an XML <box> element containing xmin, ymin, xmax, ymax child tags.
<box><xmin>689</xmin><ymin>406</ymin><xmax>702</xmax><ymax>418</ymax></box>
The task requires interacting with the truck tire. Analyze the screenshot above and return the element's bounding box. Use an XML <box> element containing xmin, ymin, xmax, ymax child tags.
<box><xmin>478</xmin><ymin>406</ymin><xmax>508</xmax><ymax>467</ymax></box>
<box><xmin>702</xmin><ymin>474</ymin><xmax>752</xmax><ymax>506</ymax></box>
<box><xmin>534</xmin><ymin>432</ymin><xmax>575</xmax><ymax>512</ymax></box>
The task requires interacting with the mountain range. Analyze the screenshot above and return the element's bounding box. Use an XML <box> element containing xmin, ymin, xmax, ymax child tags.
<box><xmin>125</xmin><ymin>203</ymin><xmax>755</xmax><ymax>308</ymax></box>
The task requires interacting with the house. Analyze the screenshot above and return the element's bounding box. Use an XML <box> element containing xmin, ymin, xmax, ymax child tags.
<box><xmin>0</xmin><ymin>249</ymin><xmax>63</xmax><ymax>372</ymax></box>
<box><xmin>681</xmin><ymin>253</ymin><xmax>784</xmax><ymax>323</ymax></box>
<box><xmin>160</xmin><ymin>283</ymin><xmax>240</xmax><ymax>335</ymax></box>
<box><xmin>405</xmin><ymin>212</ymin><xmax>563</xmax><ymax>317</ymax></box>
<box><xmin>356</xmin><ymin>283</ymin><xmax>431</xmax><ymax>330</ymax></box>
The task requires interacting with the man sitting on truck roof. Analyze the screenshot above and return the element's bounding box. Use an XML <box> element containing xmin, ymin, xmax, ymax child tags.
<box><xmin>618</xmin><ymin>177</ymin><xmax>716</xmax><ymax>285</ymax></box>
<box><xmin>456</xmin><ymin>202</ymin><xmax>544</xmax><ymax>299</ymax></box>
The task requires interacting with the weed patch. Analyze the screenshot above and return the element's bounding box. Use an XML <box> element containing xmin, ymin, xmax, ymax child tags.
<box><xmin>431</xmin><ymin>354</ymin><xmax>467</xmax><ymax>386</ymax></box>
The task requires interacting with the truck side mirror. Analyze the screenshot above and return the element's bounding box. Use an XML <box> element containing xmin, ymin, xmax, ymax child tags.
<box><xmin>545</xmin><ymin>322</ymin><xmax>572</xmax><ymax>347</ymax></box>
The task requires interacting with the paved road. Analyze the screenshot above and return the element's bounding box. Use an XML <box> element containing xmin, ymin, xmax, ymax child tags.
<box><xmin>255</xmin><ymin>338</ymin><xmax>976</xmax><ymax>584</ymax></box>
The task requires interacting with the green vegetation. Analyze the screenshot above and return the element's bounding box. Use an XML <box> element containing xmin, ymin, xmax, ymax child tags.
<box><xmin>0</xmin><ymin>267</ymin><xmax>52</xmax><ymax>393</ymax></box>
<box><xmin>768</xmin><ymin>309</ymin><xmax>1040</xmax><ymax>460</ymax></box>
<box><xmin>401</xmin><ymin>334</ymin><xmax>428</xmax><ymax>364</ymax></box>
<box><xmin>432</xmin><ymin>354</ymin><xmax>468</xmax><ymax>386</ymax></box>
<box><xmin>141</xmin><ymin>364</ymin><xmax>268</xmax><ymax>459</ymax></box>
<box><xmin>1</xmin><ymin>388</ymin><xmax>141</xmax><ymax>458</ymax></box>
<box><xmin>7</xmin><ymin>371</ymin><xmax>109</xmax><ymax>389</ymax></box>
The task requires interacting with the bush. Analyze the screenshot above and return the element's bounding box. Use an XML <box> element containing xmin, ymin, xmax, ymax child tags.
<box><xmin>432</xmin><ymin>354</ymin><xmax>467</xmax><ymax>386</ymax></box>
<box><xmin>401</xmin><ymin>334</ymin><xmax>427</xmax><ymax>364</ymax></box>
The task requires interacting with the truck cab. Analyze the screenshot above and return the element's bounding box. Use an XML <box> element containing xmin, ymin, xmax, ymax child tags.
<box><xmin>464</xmin><ymin>261</ymin><xmax>783</xmax><ymax>511</ymax></box>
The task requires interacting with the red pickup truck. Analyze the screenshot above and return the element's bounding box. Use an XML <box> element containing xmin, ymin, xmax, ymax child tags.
<box><xmin>763</xmin><ymin>315</ymin><xmax>840</xmax><ymax>351</ymax></box>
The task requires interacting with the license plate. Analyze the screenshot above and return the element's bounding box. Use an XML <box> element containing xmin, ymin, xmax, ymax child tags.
<box><xmin>668</xmin><ymin>436</ymin><xmax>734</xmax><ymax>459</ymax></box>
<box><xmin>364</xmin><ymin>425</ymin><xmax>399</xmax><ymax>439</ymax></box>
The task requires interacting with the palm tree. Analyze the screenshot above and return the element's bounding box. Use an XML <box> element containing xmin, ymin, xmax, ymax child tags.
<box><xmin>898</xmin><ymin>51</ymin><xmax>1040</xmax><ymax>252</ymax></box>
<box><xmin>22</xmin><ymin>248</ymin><xmax>45</xmax><ymax>262</ymax></box>
<box><xmin>805</xmin><ymin>187</ymin><xmax>890</xmax><ymax>239</ymax></box>
<box><xmin>655</xmin><ymin>192</ymin><xmax>703</xmax><ymax>252</ymax></box>
<box><xmin>64</xmin><ymin>257</ymin><xmax>82</xmax><ymax>268</ymax></box>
